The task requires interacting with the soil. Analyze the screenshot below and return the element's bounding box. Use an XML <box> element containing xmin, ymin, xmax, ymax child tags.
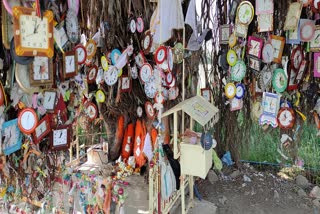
<box><xmin>197</xmin><ymin>163</ymin><xmax>316</xmax><ymax>214</ymax></box>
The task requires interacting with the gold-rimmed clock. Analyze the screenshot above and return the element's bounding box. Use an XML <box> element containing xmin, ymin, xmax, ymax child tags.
<box><xmin>12</xmin><ymin>6</ymin><xmax>54</xmax><ymax>57</ymax></box>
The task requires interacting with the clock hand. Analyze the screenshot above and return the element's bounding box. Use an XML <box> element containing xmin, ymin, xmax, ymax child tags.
<box><xmin>59</xmin><ymin>132</ymin><xmax>62</xmax><ymax>138</ymax></box>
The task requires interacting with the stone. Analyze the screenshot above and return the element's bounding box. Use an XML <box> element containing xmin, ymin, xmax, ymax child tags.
<box><xmin>207</xmin><ymin>170</ymin><xmax>219</xmax><ymax>184</ymax></box>
<box><xmin>243</xmin><ymin>175</ymin><xmax>252</xmax><ymax>182</ymax></box>
<box><xmin>230</xmin><ymin>170</ymin><xmax>241</xmax><ymax>179</ymax></box>
<box><xmin>310</xmin><ymin>186</ymin><xmax>320</xmax><ymax>199</ymax></box>
<box><xmin>297</xmin><ymin>188</ymin><xmax>307</xmax><ymax>197</ymax></box>
<box><xmin>313</xmin><ymin>199</ymin><xmax>320</xmax><ymax>207</ymax></box>
<box><xmin>274</xmin><ymin>190</ymin><xmax>280</xmax><ymax>200</ymax></box>
<box><xmin>219</xmin><ymin>196</ymin><xmax>227</xmax><ymax>205</ymax></box>
<box><xmin>295</xmin><ymin>175</ymin><xmax>310</xmax><ymax>189</ymax></box>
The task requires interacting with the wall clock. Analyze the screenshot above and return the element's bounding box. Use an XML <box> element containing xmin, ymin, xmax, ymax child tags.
<box><xmin>287</xmin><ymin>65</ymin><xmax>298</xmax><ymax>90</ymax></box>
<box><xmin>230</xmin><ymin>98</ymin><xmax>243</xmax><ymax>111</ymax></box>
<box><xmin>87</xmin><ymin>65</ymin><xmax>98</xmax><ymax>84</ymax></box>
<box><xmin>1</xmin><ymin>4</ymin><xmax>14</xmax><ymax>49</ymax></box>
<box><xmin>101</xmin><ymin>56</ymin><xmax>108</xmax><ymax>71</ymax></box>
<box><xmin>120</xmin><ymin>75</ymin><xmax>132</xmax><ymax>92</ymax></box>
<box><xmin>257</xmin><ymin>14</ymin><xmax>273</xmax><ymax>33</ymax></box>
<box><xmin>33</xmin><ymin>114</ymin><xmax>51</xmax><ymax>144</ymax></box>
<box><xmin>166</xmin><ymin>72</ymin><xmax>174</xmax><ymax>85</ymax></box>
<box><xmin>225</xmin><ymin>82</ymin><xmax>237</xmax><ymax>99</ymax></box>
<box><xmin>135</xmin><ymin>51</ymin><xmax>146</xmax><ymax>68</ymax></box>
<box><xmin>29</xmin><ymin>56</ymin><xmax>54</xmax><ymax>86</ymax></box>
<box><xmin>248</xmin><ymin>56</ymin><xmax>261</xmax><ymax>72</ymax></box>
<box><xmin>229</xmin><ymin>0</ymin><xmax>240</xmax><ymax>22</ymax></box>
<box><xmin>234</xmin><ymin>23</ymin><xmax>248</xmax><ymax>38</ymax></box>
<box><xmin>291</xmin><ymin>46</ymin><xmax>304</xmax><ymax>70</ymax></box>
<box><xmin>154</xmin><ymin>91</ymin><xmax>165</xmax><ymax>104</ymax></box>
<box><xmin>104</xmin><ymin>66</ymin><xmax>119</xmax><ymax>86</ymax></box>
<box><xmin>142</xmin><ymin>31</ymin><xmax>153</xmax><ymax>54</ymax></box>
<box><xmin>43</xmin><ymin>90</ymin><xmax>57</xmax><ymax>112</ymax></box>
<box><xmin>277</xmin><ymin>107</ymin><xmax>295</xmax><ymax>129</ymax></box>
<box><xmin>85</xmin><ymin>39</ymin><xmax>97</xmax><ymax>59</ymax></box>
<box><xmin>85</xmin><ymin>101</ymin><xmax>98</xmax><ymax>121</ymax></box>
<box><xmin>236</xmin><ymin>1</ymin><xmax>254</xmax><ymax>26</ymax></box>
<box><xmin>110</xmin><ymin>49</ymin><xmax>122</xmax><ymax>65</ymax></box>
<box><xmin>2</xmin><ymin>119</ymin><xmax>22</xmax><ymax>155</ymax></box>
<box><xmin>18</xmin><ymin>107</ymin><xmax>38</xmax><ymax>135</ymax></box>
<box><xmin>66</xmin><ymin>9</ymin><xmax>79</xmax><ymax>43</ymax></box>
<box><xmin>310</xmin><ymin>26</ymin><xmax>320</xmax><ymax>52</ymax></box>
<box><xmin>270</xmin><ymin>35</ymin><xmax>285</xmax><ymax>64</ymax></box>
<box><xmin>300</xmin><ymin>19</ymin><xmax>315</xmax><ymax>42</ymax></box>
<box><xmin>201</xmin><ymin>88</ymin><xmax>211</xmax><ymax>102</ymax></box>
<box><xmin>154</xmin><ymin>46</ymin><xmax>167</xmax><ymax>64</ymax></box>
<box><xmin>259</xmin><ymin>65</ymin><xmax>273</xmax><ymax>91</ymax></box>
<box><xmin>144</xmin><ymin>76</ymin><xmax>157</xmax><ymax>98</ymax></box>
<box><xmin>63</xmin><ymin>51</ymin><xmax>78</xmax><ymax>79</ymax></box>
<box><xmin>272</xmin><ymin>68</ymin><xmax>288</xmax><ymax>92</ymax></box>
<box><xmin>15</xmin><ymin>63</ymin><xmax>40</xmax><ymax>94</ymax></box>
<box><xmin>12</xmin><ymin>6</ymin><xmax>54</xmax><ymax>57</ymax></box>
<box><xmin>231</xmin><ymin>60</ymin><xmax>246</xmax><ymax>81</ymax></box>
<box><xmin>255</xmin><ymin>0</ymin><xmax>273</xmax><ymax>14</ymax></box>
<box><xmin>227</xmin><ymin>49</ymin><xmax>237</xmax><ymax>66</ymax></box>
<box><xmin>286</xmin><ymin>21</ymin><xmax>300</xmax><ymax>44</ymax></box>
<box><xmin>262</xmin><ymin>42</ymin><xmax>274</xmax><ymax>64</ymax></box>
<box><xmin>284</xmin><ymin>2</ymin><xmax>303</xmax><ymax>31</ymax></box>
<box><xmin>295</xmin><ymin>60</ymin><xmax>308</xmax><ymax>85</ymax></box>
<box><xmin>259</xmin><ymin>92</ymin><xmax>281</xmax><ymax>127</ymax></box>
<box><xmin>235</xmin><ymin>83</ymin><xmax>245</xmax><ymax>99</ymax></box>
<box><xmin>74</xmin><ymin>44</ymin><xmax>87</xmax><ymax>65</ymax></box>
<box><xmin>136</xmin><ymin>17</ymin><xmax>144</xmax><ymax>33</ymax></box>
<box><xmin>311</xmin><ymin>0</ymin><xmax>320</xmax><ymax>12</ymax></box>
<box><xmin>130</xmin><ymin>64</ymin><xmax>138</xmax><ymax>79</ymax></box>
<box><xmin>140</xmin><ymin>63</ymin><xmax>153</xmax><ymax>84</ymax></box>
<box><xmin>228</xmin><ymin>33</ymin><xmax>237</xmax><ymax>48</ymax></box>
<box><xmin>129</xmin><ymin>18</ymin><xmax>136</xmax><ymax>33</ymax></box>
<box><xmin>145</xmin><ymin>101</ymin><xmax>156</xmax><ymax>119</ymax></box>
<box><xmin>247</xmin><ymin>36</ymin><xmax>263</xmax><ymax>58</ymax></box>
<box><xmin>50</xmin><ymin>125</ymin><xmax>71</xmax><ymax>151</ymax></box>
<box><xmin>95</xmin><ymin>89</ymin><xmax>106</xmax><ymax>103</ymax></box>
<box><xmin>314</xmin><ymin>52</ymin><xmax>320</xmax><ymax>77</ymax></box>
<box><xmin>220</xmin><ymin>24</ymin><xmax>230</xmax><ymax>44</ymax></box>
<box><xmin>168</xmin><ymin>86</ymin><xmax>179</xmax><ymax>100</ymax></box>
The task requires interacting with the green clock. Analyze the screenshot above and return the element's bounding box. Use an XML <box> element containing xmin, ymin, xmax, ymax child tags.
<box><xmin>231</xmin><ymin>60</ymin><xmax>246</xmax><ymax>81</ymax></box>
<box><xmin>272</xmin><ymin>68</ymin><xmax>288</xmax><ymax>93</ymax></box>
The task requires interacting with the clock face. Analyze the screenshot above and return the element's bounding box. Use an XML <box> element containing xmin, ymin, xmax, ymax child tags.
<box><xmin>237</xmin><ymin>1</ymin><xmax>254</xmax><ymax>25</ymax></box>
<box><xmin>225</xmin><ymin>83</ymin><xmax>236</xmax><ymax>99</ymax></box>
<box><xmin>166</xmin><ymin>72</ymin><xmax>173</xmax><ymax>84</ymax></box>
<box><xmin>130</xmin><ymin>65</ymin><xmax>138</xmax><ymax>79</ymax></box>
<box><xmin>18</xmin><ymin>108</ymin><xmax>38</xmax><ymax>134</ymax></box>
<box><xmin>86</xmin><ymin>40</ymin><xmax>97</xmax><ymax>59</ymax></box>
<box><xmin>235</xmin><ymin>83</ymin><xmax>245</xmax><ymax>99</ymax></box>
<box><xmin>168</xmin><ymin>86</ymin><xmax>179</xmax><ymax>100</ymax></box>
<box><xmin>104</xmin><ymin>66</ymin><xmax>118</xmax><ymax>86</ymax></box>
<box><xmin>229</xmin><ymin>33</ymin><xmax>237</xmax><ymax>48</ymax></box>
<box><xmin>272</xmin><ymin>68</ymin><xmax>288</xmax><ymax>92</ymax></box>
<box><xmin>271</xmin><ymin>37</ymin><xmax>284</xmax><ymax>62</ymax></box>
<box><xmin>227</xmin><ymin>49</ymin><xmax>237</xmax><ymax>66</ymax></box>
<box><xmin>43</xmin><ymin>91</ymin><xmax>56</xmax><ymax>111</ymax></box>
<box><xmin>87</xmin><ymin>65</ymin><xmax>98</xmax><ymax>83</ymax></box>
<box><xmin>75</xmin><ymin>45</ymin><xmax>86</xmax><ymax>64</ymax></box>
<box><xmin>257</xmin><ymin>14</ymin><xmax>273</xmax><ymax>33</ymax></box>
<box><xmin>144</xmin><ymin>77</ymin><xmax>157</xmax><ymax>98</ymax></box>
<box><xmin>291</xmin><ymin>47</ymin><xmax>303</xmax><ymax>70</ymax></box>
<box><xmin>300</xmin><ymin>20</ymin><xmax>315</xmax><ymax>42</ymax></box>
<box><xmin>32</xmin><ymin>57</ymin><xmax>49</xmax><ymax>80</ymax></box>
<box><xmin>277</xmin><ymin>108</ymin><xmax>295</xmax><ymax>129</ymax></box>
<box><xmin>135</xmin><ymin>52</ymin><xmax>146</xmax><ymax>67</ymax></box>
<box><xmin>66</xmin><ymin>9</ymin><xmax>79</xmax><ymax>43</ymax></box>
<box><xmin>111</xmin><ymin>49</ymin><xmax>121</xmax><ymax>65</ymax></box>
<box><xmin>129</xmin><ymin>19</ymin><xmax>136</xmax><ymax>33</ymax></box>
<box><xmin>143</xmin><ymin>35</ymin><xmax>151</xmax><ymax>50</ymax></box>
<box><xmin>262</xmin><ymin>43</ymin><xmax>274</xmax><ymax>63</ymax></box>
<box><xmin>35</xmin><ymin>119</ymin><xmax>47</xmax><ymax>138</ymax></box>
<box><xmin>53</xmin><ymin>129</ymin><xmax>67</xmax><ymax>147</ymax></box>
<box><xmin>259</xmin><ymin>66</ymin><xmax>273</xmax><ymax>90</ymax></box>
<box><xmin>65</xmin><ymin>55</ymin><xmax>76</xmax><ymax>73</ymax></box>
<box><xmin>140</xmin><ymin>63</ymin><xmax>153</xmax><ymax>83</ymax></box>
<box><xmin>86</xmin><ymin>102</ymin><xmax>98</xmax><ymax>121</ymax></box>
<box><xmin>136</xmin><ymin>17</ymin><xmax>144</xmax><ymax>33</ymax></box>
<box><xmin>248</xmin><ymin>36</ymin><xmax>263</xmax><ymax>58</ymax></box>
<box><xmin>101</xmin><ymin>56</ymin><xmax>108</xmax><ymax>70</ymax></box>
<box><xmin>155</xmin><ymin>92</ymin><xmax>165</xmax><ymax>104</ymax></box>
<box><xmin>231</xmin><ymin>60</ymin><xmax>246</xmax><ymax>81</ymax></box>
<box><xmin>145</xmin><ymin>101</ymin><xmax>155</xmax><ymax>119</ymax></box>
<box><xmin>15</xmin><ymin>63</ymin><xmax>40</xmax><ymax>94</ymax></box>
<box><xmin>95</xmin><ymin>89</ymin><xmax>105</xmax><ymax>103</ymax></box>
<box><xmin>155</xmin><ymin>46</ymin><xmax>167</xmax><ymax>64</ymax></box>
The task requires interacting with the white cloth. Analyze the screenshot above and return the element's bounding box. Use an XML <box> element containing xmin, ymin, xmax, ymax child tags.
<box><xmin>143</xmin><ymin>133</ymin><xmax>153</xmax><ymax>161</ymax></box>
<box><xmin>185</xmin><ymin>0</ymin><xmax>200</xmax><ymax>50</ymax></box>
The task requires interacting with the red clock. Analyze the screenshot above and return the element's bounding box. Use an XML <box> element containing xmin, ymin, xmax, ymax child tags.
<box><xmin>87</xmin><ymin>65</ymin><xmax>98</xmax><ymax>84</ymax></box>
<box><xmin>277</xmin><ymin>107</ymin><xmax>295</xmax><ymax>129</ymax></box>
<box><xmin>18</xmin><ymin>108</ymin><xmax>38</xmax><ymax>135</ymax></box>
<box><xmin>154</xmin><ymin>46</ymin><xmax>167</xmax><ymax>64</ymax></box>
<box><xmin>145</xmin><ymin>101</ymin><xmax>156</xmax><ymax>119</ymax></box>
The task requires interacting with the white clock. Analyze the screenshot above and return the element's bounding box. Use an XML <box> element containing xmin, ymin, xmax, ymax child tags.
<box><xmin>104</xmin><ymin>66</ymin><xmax>118</xmax><ymax>86</ymax></box>
<box><xmin>139</xmin><ymin>63</ymin><xmax>153</xmax><ymax>83</ymax></box>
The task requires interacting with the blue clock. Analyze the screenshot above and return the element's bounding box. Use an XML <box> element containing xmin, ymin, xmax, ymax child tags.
<box><xmin>235</xmin><ymin>83</ymin><xmax>245</xmax><ymax>99</ymax></box>
<box><xmin>110</xmin><ymin>49</ymin><xmax>122</xmax><ymax>65</ymax></box>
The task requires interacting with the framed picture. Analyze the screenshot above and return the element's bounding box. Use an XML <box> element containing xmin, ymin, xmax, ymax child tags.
<box><xmin>230</xmin><ymin>98</ymin><xmax>243</xmax><ymax>111</ymax></box>
<box><xmin>43</xmin><ymin>90</ymin><xmax>57</xmax><ymax>112</ymax></box>
<box><xmin>310</xmin><ymin>26</ymin><xmax>320</xmax><ymax>52</ymax></box>
<box><xmin>201</xmin><ymin>88</ymin><xmax>211</xmax><ymax>102</ymax></box>
<box><xmin>63</xmin><ymin>50</ymin><xmax>78</xmax><ymax>79</ymax></box>
<box><xmin>29</xmin><ymin>57</ymin><xmax>54</xmax><ymax>86</ymax></box>
<box><xmin>286</xmin><ymin>21</ymin><xmax>301</xmax><ymax>44</ymax></box>
<box><xmin>271</xmin><ymin>35</ymin><xmax>285</xmax><ymax>64</ymax></box>
<box><xmin>220</xmin><ymin>24</ymin><xmax>230</xmax><ymax>44</ymax></box>
<box><xmin>120</xmin><ymin>75</ymin><xmax>132</xmax><ymax>92</ymax></box>
<box><xmin>2</xmin><ymin>119</ymin><xmax>22</xmax><ymax>155</ymax></box>
<box><xmin>247</xmin><ymin>36</ymin><xmax>263</xmax><ymax>58</ymax></box>
<box><xmin>314</xmin><ymin>52</ymin><xmax>320</xmax><ymax>77</ymax></box>
<box><xmin>33</xmin><ymin>114</ymin><xmax>51</xmax><ymax>144</ymax></box>
<box><xmin>248</xmin><ymin>56</ymin><xmax>261</xmax><ymax>72</ymax></box>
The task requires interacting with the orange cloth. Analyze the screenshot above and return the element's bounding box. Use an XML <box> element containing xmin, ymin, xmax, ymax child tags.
<box><xmin>134</xmin><ymin>119</ymin><xmax>147</xmax><ymax>168</ymax></box>
<box><xmin>121</xmin><ymin>123</ymin><xmax>135</xmax><ymax>160</ymax></box>
<box><xmin>151</xmin><ymin>128</ymin><xmax>158</xmax><ymax>148</ymax></box>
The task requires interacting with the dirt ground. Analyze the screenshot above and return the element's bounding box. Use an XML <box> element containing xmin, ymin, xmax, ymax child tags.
<box><xmin>197</xmin><ymin>164</ymin><xmax>316</xmax><ymax>214</ymax></box>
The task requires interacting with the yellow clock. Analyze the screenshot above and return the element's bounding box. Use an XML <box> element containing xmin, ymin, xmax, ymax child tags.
<box><xmin>225</xmin><ymin>83</ymin><xmax>237</xmax><ymax>99</ymax></box>
<box><xmin>95</xmin><ymin>89</ymin><xmax>106</xmax><ymax>103</ymax></box>
<box><xmin>12</xmin><ymin>6</ymin><xmax>54</xmax><ymax>57</ymax></box>
<box><xmin>227</xmin><ymin>49</ymin><xmax>237</xmax><ymax>66</ymax></box>
<box><xmin>228</xmin><ymin>33</ymin><xmax>237</xmax><ymax>48</ymax></box>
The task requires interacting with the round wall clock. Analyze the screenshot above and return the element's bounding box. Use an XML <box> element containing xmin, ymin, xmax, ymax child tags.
<box><xmin>154</xmin><ymin>92</ymin><xmax>165</xmax><ymax>104</ymax></box>
<box><xmin>154</xmin><ymin>46</ymin><xmax>167</xmax><ymax>64</ymax></box>
<box><xmin>85</xmin><ymin>101</ymin><xmax>98</xmax><ymax>121</ymax></box>
<box><xmin>277</xmin><ymin>107</ymin><xmax>295</xmax><ymax>129</ymax></box>
<box><xmin>104</xmin><ymin>66</ymin><xmax>119</xmax><ymax>86</ymax></box>
<box><xmin>129</xmin><ymin>18</ymin><xmax>136</xmax><ymax>33</ymax></box>
<box><xmin>272</xmin><ymin>68</ymin><xmax>288</xmax><ymax>93</ymax></box>
<box><xmin>235</xmin><ymin>83</ymin><xmax>245</xmax><ymax>99</ymax></box>
<box><xmin>74</xmin><ymin>44</ymin><xmax>87</xmax><ymax>64</ymax></box>
<box><xmin>227</xmin><ymin>49</ymin><xmax>237</xmax><ymax>66</ymax></box>
<box><xmin>139</xmin><ymin>63</ymin><xmax>153</xmax><ymax>83</ymax></box>
<box><xmin>101</xmin><ymin>56</ymin><xmax>109</xmax><ymax>70</ymax></box>
<box><xmin>291</xmin><ymin>46</ymin><xmax>304</xmax><ymax>70</ymax></box>
<box><xmin>229</xmin><ymin>33</ymin><xmax>237</xmax><ymax>48</ymax></box>
<box><xmin>135</xmin><ymin>51</ymin><xmax>146</xmax><ymax>68</ymax></box>
<box><xmin>145</xmin><ymin>101</ymin><xmax>156</xmax><ymax>119</ymax></box>
<box><xmin>136</xmin><ymin>17</ymin><xmax>144</xmax><ymax>33</ymax></box>
<box><xmin>15</xmin><ymin>63</ymin><xmax>40</xmax><ymax>94</ymax></box>
<box><xmin>130</xmin><ymin>65</ymin><xmax>138</xmax><ymax>79</ymax></box>
<box><xmin>168</xmin><ymin>86</ymin><xmax>179</xmax><ymax>100</ymax></box>
<box><xmin>87</xmin><ymin>65</ymin><xmax>98</xmax><ymax>83</ymax></box>
<box><xmin>166</xmin><ymin>72</ymin><xmax>174</xmax><ymax>85</ymax></box>
<box><xmin>300</xmin><ymin>20</ymin><xmax>315</xmax><ymax>42</ymax></box>
<box><xmin>262</xmin><ymin>42</ymin><xmax>274</xmax><ymax>63</ymax></box>
<box><xmin>142</xmin><ymin>31</ymin><xmax>153</xmax><ymax>54</ymax></box>
<box><xmin>18</xmin><ymin>107</ymin><xmax>38</xmax><ymax>134</ymax></box>
<box><xmin>95</xmin><ymin>89</ymin><xmax>106</xmax><ymax>103</ymax></box>
<box><xmin>66</xmin><ymin>9</ymin><xmax>79</xmax><ymax>43</ymax></box>
<box><xmin>85</xmin><ymin>39</ymin><xmax>97</xmax><ymax>59</ymax></box>
<box><xmin>225</xmin><ymin>83</ymin><xmax>237</xmax><ymax>99</ymax></box>
<box><xmin>236</xmin><ymin>1</ymin><xmax>254</xmax><ymax>26</ymax></box>
<box><xmin>231</xmin><ymin>60</ymin><xmax>246</xmax><ymax>81</ymax></box>
<box><xmin>144</xmin><ymin>77</ymin><xmax>157</xmax><ymax>98</ymax></box>
<box><xmin>110</xmin><ymin>49</ymin><xmax>122</xmax><ymax>65</ymax></box>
